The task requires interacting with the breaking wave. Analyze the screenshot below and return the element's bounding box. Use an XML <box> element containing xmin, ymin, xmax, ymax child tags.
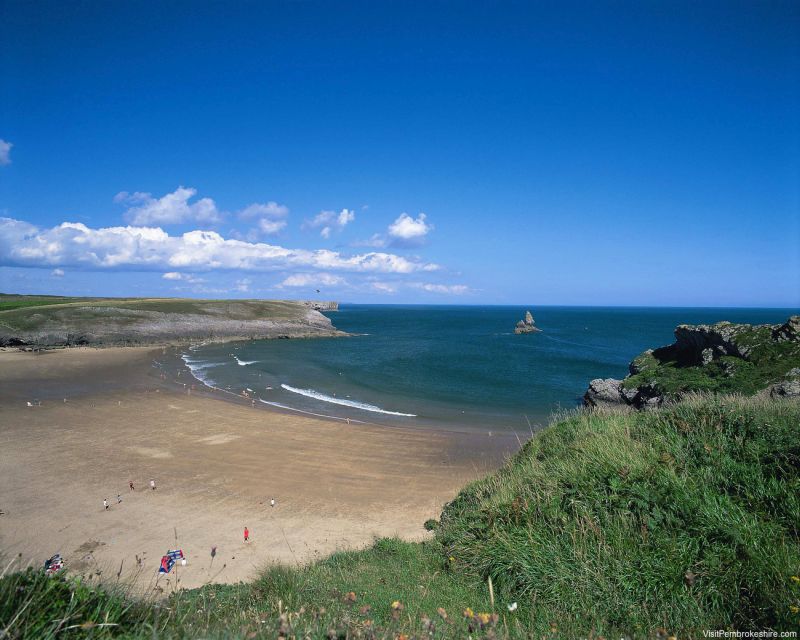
<box><xmin>280</xmin><ymin>384</ymin><xmax>416</xmax><ymax>417</ymax></box>
<box><xmin>181</xmin><ymin>354</ymin><xmax>222</xmax><ymax>386</ymax></box>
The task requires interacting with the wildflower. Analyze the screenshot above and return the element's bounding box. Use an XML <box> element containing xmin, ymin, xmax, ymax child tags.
<box><xmin>478</xmin><ymin>612</ymin><xmax>491</xmax><ymax>625</ymax></box>
<box><xmin>359</xmin><ymin>605</ymin><xmax>371</xmax><ymax>615</ymax></box>
<box><xmin>790</xmin><ymin>605</ymin><xmax>800</xmax><ymax>614</ymax></box>
<box><xmin>463</xmin><ymin>607</ymin><xmax>474</xmax><ymax>618</ymax></box>
<box><xmin>550</xmin><ymin>621</ymin><xmax>558</xmax><ymax>633</ymax></box>
<box><xmin>436</xmin><ymin>607</ymin><xmax>448</xmax><ymax>619</ymax></box>
<box><xmin>791</xmin><ymin>576</ymin><xmax>800</xmax><ymax>583</ymax></box>
<box><xmin>345</xmin><ymin>591</ymin><xmax>357</xmax><ymax>603</ymax></box>
<box><xmin>448</xmin><ymin>556</ymin><xmax>455</xmax><ymax>562</ymax></box>
<box><xmin>391</xmin><ymin>600</ymin><xmax>404</xmax><ymax>620</ymax></box>
<box><xmin>507</xmin><ymin>602</ymin><xmax>518</xmax><ymax>612</ymax></box>
<box><xmin>397</xmin><ymin>635</ymin><xmax>409</xmax><ymax>640</ymax></box>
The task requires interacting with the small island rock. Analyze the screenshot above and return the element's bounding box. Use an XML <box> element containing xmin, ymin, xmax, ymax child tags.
<box><xmin>515</xmin><ymin>310</ymin><xmax>542</xmax><ymax>334</ymax></box>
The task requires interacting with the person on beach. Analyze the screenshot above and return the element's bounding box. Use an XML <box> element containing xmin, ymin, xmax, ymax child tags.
<box><xmin>244</xmin><ymin>526</ymin><xmax>249</xmax><ymax>542</ymax></box>
<box><xmin>129</xmin><ymin>480</ymin><xmax>135</xmax><ymax>491</ymax></box>
<box><xmin>103</xmin><ymin>498</ymin><xmax>109</xmax><ymax>510</ymax></box>
<box><xmin>270</xmin><ymin>498</ymin><xmax>275</xmax><ymax>508</ymax></box>
<box><xmin>150</xmin><ymin>479</ymin><xmax>156</xmax><ymax>491</ymax></box>
<box><xmin>117</xmin><ymin>494</ymin><xmax>122</xmax><ymax>504</ymax></box>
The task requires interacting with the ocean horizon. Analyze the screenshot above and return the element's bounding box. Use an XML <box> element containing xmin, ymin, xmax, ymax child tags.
<box><xmin>181</xmin><ymin>304</ymin><xmax>798</xmax><ymax>432</ymax></box>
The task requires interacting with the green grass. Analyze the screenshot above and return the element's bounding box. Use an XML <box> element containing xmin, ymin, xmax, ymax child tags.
<box><xmin>2</xmin><ymin>395</ymin><xmax>799</xmax><ymax>638</ymax></box>
<box><xmin>0</xmin><ymin>295</ymin><xmax>312</xmax><ymax>334</ymax></box>
<box><xmin>437</xmin><ymin>395</ymin><xmax>800</xmax><ymax>635</ymax></box>
<box><xmin>0</xmin><ymin>294</ymin><xmax>101</xmax><ymax>312</ymax></box>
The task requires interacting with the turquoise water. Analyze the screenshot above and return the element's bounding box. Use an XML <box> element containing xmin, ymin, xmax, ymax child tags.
<box><xmin>182</xmin><ymin>306</ymin><xmax>797</xmax><ymax>432</ymax></box>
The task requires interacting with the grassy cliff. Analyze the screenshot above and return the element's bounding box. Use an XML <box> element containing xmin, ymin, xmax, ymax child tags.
<box><xmin>2</xmin><ymin>395</ymin><xmax>799</xmax><ymax>638</ymax></box>
<box><xmin>585</xmin><ymin>316</ymin><xmax>800</xmax><ymax>409</ymax></box>
<box><xmin>0</xmin><ymin>294</ymin><xmax>342</xmax><ymax>347</ymax></box>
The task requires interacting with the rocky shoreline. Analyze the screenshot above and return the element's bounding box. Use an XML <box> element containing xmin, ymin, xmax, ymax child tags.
<box><xmin>583</xmin><ymin>315</ymin><xmax>800</xmax><ymax>409</ymax></box>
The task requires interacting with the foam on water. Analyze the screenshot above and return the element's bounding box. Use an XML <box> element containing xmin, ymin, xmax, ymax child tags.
<box><xmin>233</xmin><ymin>356</ymin><xmax>259</xmax><ymax>366</ymax></box>
<box><xmin>280</xmin><ymin>383</ymin><xmax>416</xmax><ymax>417</ymax></box>
<box><xmin>181</xmin><ymin>354</ymin><xmax>222</xmax><ymax>386</ymax></box>
<box><xmin>258</xmin><ymin>398</ymin><xmax>365</xmax><ymax>422</ymax></box>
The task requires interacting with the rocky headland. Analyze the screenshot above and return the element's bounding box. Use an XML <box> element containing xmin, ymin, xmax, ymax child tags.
<box><xmin>584</xmin><ymin>315</ymin><xmax>800</xmax><ymax>409</ymax></box>
<box><xmin>0</xmin><ymin>296</ymin><xmax>344</xmax><ymax>348</ymax></box>
<box><xmin>514</xmin><ymin>310</ymin><xmax>541</xmax><ymax>334</ymax></box>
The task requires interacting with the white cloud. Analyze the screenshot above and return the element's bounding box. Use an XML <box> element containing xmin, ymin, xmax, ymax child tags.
<box><xmin>337</xmin><ymin>209</ymin><xmax>355</xmax><ymax>227</ymax></box>
<box><xmin>235</xmin><ymin>278</ymin><xmax>252</xmax><ymax>292</ymax></box>
<box><xmin>0</xmin><ymin>139</ymin><xmax>12</xmax><ymax>166</ymax></box>
<box><xmin>0</xmin><ymin>217</ymin><xmax>439</xmax><ymax>276</ymax></box>
<box><xmin>117</xmin><ymin>187</ymin><xmax>223</xmax><ymax>226</ymax></box>
<box><xmin>303</xmin><ymin>208</ymin><xmax>355</xmax><ymax>238</ymax></box>
<box><xmin>388</xmin><ymin>212</ymin><xmax>432</xmax><ymax>244</ymax></box>
<box><xmin>416</xmin><ymin>283</ymin><xmax>469</xmax><ymax>295</ymax></box>
<box><xmin>162</xmin><ymin>271</ymin><xmax>204</xmax><ymax>283</ymax></box>
<box><xmin>257</xmin><ymin>218</ymin><xmax>287</xmax><ymax>235</ymax></box>
<box><xmin>370</xmin><ymin>281</ymin><xmax>396</xmax><ymax>293</ymax></box>
<box><xmin>51</xmin><ymin>268</ymin><xmax>64</xmax><ymax>277</ymax></box>
<box><xmin>238</xmin><ymin>202</ymin><xmax>289</xmax><ymax>220</ymax></box>
<box><xmin>238</xmin><ymin>201</ymin><xmax>289</xmax><ymax>237</ymax></box>
<box><xmin>280</xmin><ymin>272</ymin><xmax>345</xmax><ymax>288</ymax></box>
<box><xmin>352</xmin><ymin>233</ymin><xmax>387</xmax><ymax>248</ymax></box>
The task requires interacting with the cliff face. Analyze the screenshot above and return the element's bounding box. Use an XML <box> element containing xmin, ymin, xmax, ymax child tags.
<box><xmin>300</xmin><ymin>301</ymin><xmax>339</xmax><ymax>312</ymax></box>
<box><xmin>0</xmin><ymin>298</ymin><xmax>345</xmax><ymax>347</ymax></box>
<box><xmin>583</xmin><ymin>316</ymin><xmax>800</xmax><ymax>409</ymax></box>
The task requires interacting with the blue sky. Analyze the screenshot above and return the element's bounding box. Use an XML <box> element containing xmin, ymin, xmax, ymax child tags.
<box><xmin>0</xmin><ymin>0</ymin><xmax>798</xmax><ymax>306</ymax></box>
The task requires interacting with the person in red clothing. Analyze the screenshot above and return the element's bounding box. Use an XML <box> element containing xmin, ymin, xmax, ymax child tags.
<box><xmin>244</xmin><ymin>526</ymin><xmax>249</xmax><ymax>542</ymax></box>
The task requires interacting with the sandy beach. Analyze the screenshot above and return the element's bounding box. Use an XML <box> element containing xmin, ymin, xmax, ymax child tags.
<box><xmin>0</xmin><ymin>347</ymin><xmax>517</xmax><ymax>592</ymax></box>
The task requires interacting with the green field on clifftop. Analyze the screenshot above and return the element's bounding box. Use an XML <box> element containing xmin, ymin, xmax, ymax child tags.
<box><xmin>0</xmin><ymin>294</ymin><xmax>322</xmax><ymax>343</ymax></box>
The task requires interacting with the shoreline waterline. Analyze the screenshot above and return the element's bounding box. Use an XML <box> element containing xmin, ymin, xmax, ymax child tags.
<box><xmin>179</xmin><ymin>304</ymin><xmax>798</xmax><ymax>434</ymax></box>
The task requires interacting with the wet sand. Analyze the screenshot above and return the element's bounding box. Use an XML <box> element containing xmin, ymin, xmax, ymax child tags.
<box><xmin>0</xmin><ymin>347</ymin><xmax>517</xmax><ymax>592</ymax></box>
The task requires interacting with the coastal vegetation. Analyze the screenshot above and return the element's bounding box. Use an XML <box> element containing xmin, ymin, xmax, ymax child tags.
<box><xmin>585</xmin><ymin>316</ymin><xmax>800</xmax><ymax>409</ymax></box>
<box><xmin>2</xmin><ymin>394</ymin><xmax>798</xmax><ymax>638</ymax></box>
<box><xmin>0</xmin><ymin>294</ymin><xmax>341</xmax><ymax>347</ymax></box>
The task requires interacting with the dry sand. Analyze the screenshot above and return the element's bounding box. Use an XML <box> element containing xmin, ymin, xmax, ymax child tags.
<box><xmin>0</xmin><ymin>347</ymin><xmax>517</xmax><ymax>592</ymax></box>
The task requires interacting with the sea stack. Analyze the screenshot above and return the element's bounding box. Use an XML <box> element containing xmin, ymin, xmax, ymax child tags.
<box><xmin>515</xmin><ymin>310</ymin><xmax>541</xmax><ymax>334</ymax></box>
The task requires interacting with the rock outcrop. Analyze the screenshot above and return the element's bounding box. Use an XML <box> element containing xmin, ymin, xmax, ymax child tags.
<box><xmin>583</xmin><ymin>378</ymin><xmax>625</xmax><ymax>407</ymax></box>
<box><xmin>770</xmin><ymin>368</ymin><xmax>800</xmax><ymax>399</ymax></box>
<box><xmin>515</xmin><ymin>310</ymin><xmax>542</xmax><ymax>334</ymax></box>
<box><xmin>583</xmin><ymin>316</ymin><xmax>800</xmax><ymax>410</ymax></box>
<box><xmin>300</xmin><ymin>301</ymin><xmax>339</xmax><ymax>312</ymax></box>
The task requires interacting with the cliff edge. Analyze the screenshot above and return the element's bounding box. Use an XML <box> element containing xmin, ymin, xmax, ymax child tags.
<box><xmin>584</xmin><ymin>316</ymin><xmax>800</xmax><ymax>409</ymax></box>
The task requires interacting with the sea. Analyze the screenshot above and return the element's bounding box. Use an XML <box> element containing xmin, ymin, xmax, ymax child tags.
<box><xmin>180</xmin><ymin>306</ymin><xmax>797</xmax><ymax>433</ymax></box>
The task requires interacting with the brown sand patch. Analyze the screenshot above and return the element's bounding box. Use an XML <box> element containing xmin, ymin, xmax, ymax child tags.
<box><xmin>198</xmin><ymin>433</ymin><xmax>240</xmax><ymax>445</ymax></box>
<box><xmin>0</xmin><ymin>347</ymin><xmax>518</xmax><ymax>591</ymax></box>
<box><xmin>129</xmin><ymin>446</ymin><xmax>173</xmax><ymax>459</ymax></box>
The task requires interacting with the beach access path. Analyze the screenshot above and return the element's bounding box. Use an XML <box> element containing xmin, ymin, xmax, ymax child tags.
<box><xmin>0</xmin><ymin>347</ymin><xmax>517</xmax><ymax>591</ymax></box>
